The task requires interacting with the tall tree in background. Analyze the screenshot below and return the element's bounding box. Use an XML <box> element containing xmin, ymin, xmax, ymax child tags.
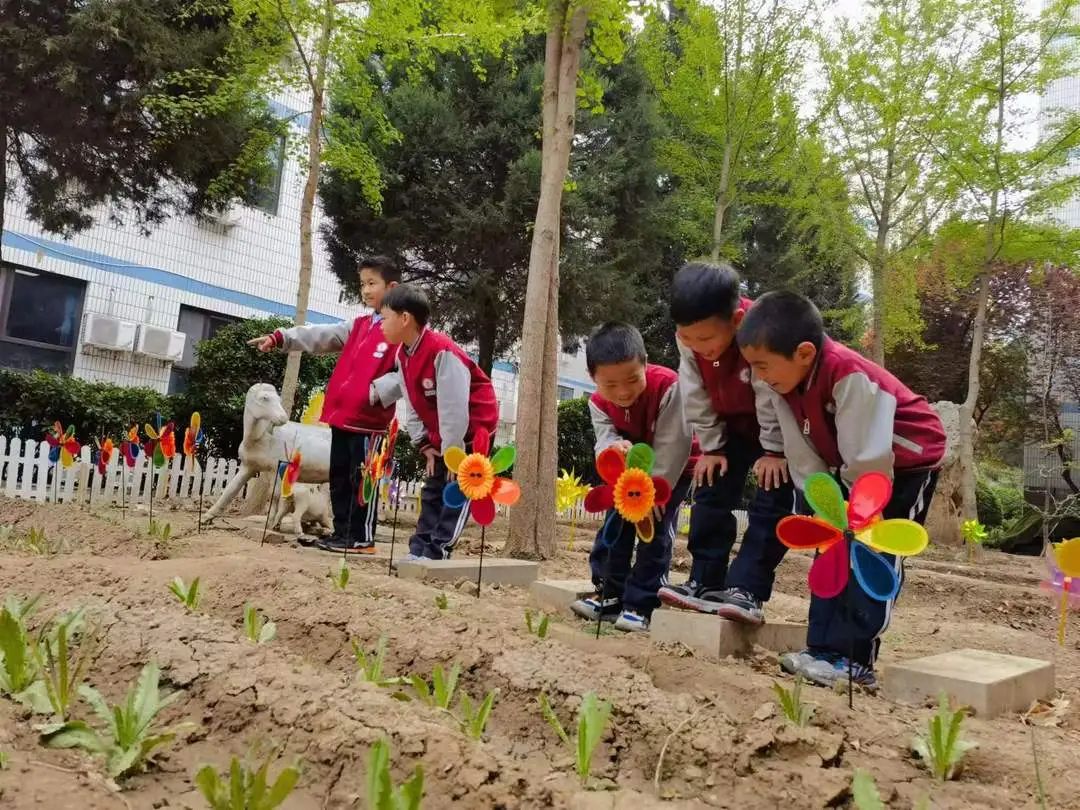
<box><xmin>821</xmin><ymin>0</ymin><xmax>967</xmax><ymax>363</ymax></box>
<box><xmin>0</xmin><ymin>0</ymin><xmax>279</xmax><ymax>248</ymax></box>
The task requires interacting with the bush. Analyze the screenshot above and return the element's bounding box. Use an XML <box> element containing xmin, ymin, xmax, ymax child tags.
<box><xmin>557</xmin><ymin>396</ymin><xmax>597</xmax><ymax>484</ymax></box>
<box><xmin>172</xmin><ymin>317</ymin><xmax>336</xmax><ymax>455</ymax></box>
<box><xmin>0</xmin><ymin>369</ymin><xmax>167</xmax><ymax>441</ymax></box>
<box><xmin>976</xmin><ymin>477</ymin><xmax>1003</xmax><ymax>528</ymax></box>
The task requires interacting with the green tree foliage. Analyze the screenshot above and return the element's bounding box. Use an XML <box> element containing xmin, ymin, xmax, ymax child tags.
<box><xmin>0</xmin><ymin>1</ymin><xmax>281</xmax><ymax>243</ymax></box>
<box><xmin>556</xmin><ymin>397</ymin><xmax>597</xmax><ymax>485</ymax></box>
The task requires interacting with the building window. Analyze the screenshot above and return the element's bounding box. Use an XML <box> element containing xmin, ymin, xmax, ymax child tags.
<box><xmin>250</xmin><ymin>135</ymin><xmax>286</xmax><ymax>216</ymax></box>
<box><xmin>0</xmin><ymin>264</ymin><xmax>85</xmax><ymax>374</ymax></box>
<box><xmin>169</xmin><ymin>305</ymin><xmax>242</xmax><ymax>393</ymax></box>
<box><xmin>557</xmin><ymin>384</ymin><xmax>575</xmax><ymax>401</ymax></box>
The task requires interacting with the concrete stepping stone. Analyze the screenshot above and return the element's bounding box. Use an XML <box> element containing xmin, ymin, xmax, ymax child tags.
<box><xmin>396</xmin><ymin>557</ymin><xmax>539</xmax><ymax>587</ymax></box>
<box><xmin>651</xmin><ymin>609</ymin><xmax>807</xmax><ymax>659</ymax></box>
<box><xmin>529</xmin><ymin>579</ymin><xmax>595</xmax><ymax>613</ymax></box>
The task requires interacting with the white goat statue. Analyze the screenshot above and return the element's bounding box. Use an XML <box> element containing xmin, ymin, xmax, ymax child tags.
<box><xmin>205</xmin><ymin>383</ymin><xmax>332</xmax><ymax>522</ymax></box>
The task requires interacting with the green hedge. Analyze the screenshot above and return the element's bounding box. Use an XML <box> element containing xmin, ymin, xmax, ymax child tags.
<box><xmin>557</xmin><ymin>396</ymin><xmax>597</xmax><ymax>483</ymax></box>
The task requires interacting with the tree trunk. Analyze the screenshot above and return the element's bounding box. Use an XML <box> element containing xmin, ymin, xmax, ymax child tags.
<box><xmin>280</xmin><ymin>1</ymin><xmax>333</xmax><ymax>416</ymax></box>
<box><xmin>0</xmin><ymin>126</ymin><xmax>7</xmax><ymax>248</ymax></box>
<box><xmin>505</xmin><ymin>0</ymin><xmax>587</xmax><ymax>559</ymax></box>
<box><xmin>869</xmin><ymin>151</ymin><xmax>894</xmax><ymax>366</ymax></box>
<box><xmin>710</xmin><ymin>141</ymin><xmax>733</xmax><ymax>263</ymax></box>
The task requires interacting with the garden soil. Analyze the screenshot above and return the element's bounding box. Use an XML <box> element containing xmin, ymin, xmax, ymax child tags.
<box><xmin>0</xmin><ymin>497</ymin><xmax>1078</xmax><ymax>809</ymax></box>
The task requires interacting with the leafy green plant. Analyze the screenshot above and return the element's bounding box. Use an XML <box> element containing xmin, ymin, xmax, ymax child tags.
<box><xmin>366</xmin><ymin>738</ymin><xmax>423</xmax><ymax>810</ymax></box>
<box><xmin>772</xmin><ymin>677</ymin><xmax>814</xmax><ymax>727</ymax></box>
<box><xmin>25</xmin><ymin>526</ymin><xmax>57</xmax><ymax>556</ymax></box>
<box><xmin>538</xmin><ymin>691</ymin><xmax>613</xmax><ymax>785</ymax></box>
<box><xmin>41</xmin><ymin>662</ymin><xmax>195</xmax><ymax>779</ymax></box>
<box><xmin>851</xmin><ymin>769</ymin><xmax>885</xmax><ymax>810</ymax></box>
<box><xmin>168</xmin><ymin>577</ymin><xmax>201</xmax><ymax>611</ymax></box>
<box><xmin>411</xmin><ymin>664</ymin><xmax>460</xmax><ymax>709</ymax></box>
<box><xmin>524</xmin><ymin>609</ymin><xmax>550</xmax><ymax>639</ymax></box>
<box><xmin>0</xmin><ymin>596</ymin><xmax>49</xmax><ymax>710</ymax></box>
<box><xmin>434</xmin><ymin>593</ymin><xmax>448</xmax><ymax>611</ymax></box>
<box><xmin>960</xmin><ymin>519</ymin><xmax>987</xmax><ymax>560</ymax></box>
<box><xmin>148</xmin><ymin>520</ymin><xmax>172</xmax><ymax>543</ymax></box>
<box><xmin>457</xmin><ymin>689</ymin><xmax>498</xmax><ymax>741</ymax></box>
<box><xmin>912</xmin><ymin>692</ymin><xmax>977</xmax><ymax>780</ymax></box>
<box><xmin>327</xmin><ymin>558</ymin><xmax>350</xmax><ymax>591</ymax></box>
<box><xmin>243</xmin><ymin>605</ymin><xmax>276</xmax><ymax>645</ymax></box>
<box><xmin>352</xmin><ymin>636</ymin><xmax>408</xmax><ymax>689</ymax></box>
<box><xmin>0</xmin><ymin>750</ymin><xmax>8</xmax><ymax>770</ymax></box>
<box><xmin>195</xmin><ymin>756</ymin><xmax>301</xmax><ymax>810</ymax></box>
<box><xmin>33</xmin><ymin>610</ymin><xmax>96</xmax><ymax>723</ymax></box>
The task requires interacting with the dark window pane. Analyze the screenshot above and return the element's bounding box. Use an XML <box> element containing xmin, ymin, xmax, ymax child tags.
<box><xmin>251</xmin><ymin>136</ymin><xmax>286</xmax><ymax>215</ymax></box>
<box><xmin>175</xmin><ymin>305</ymin><xmax>240</xmax><ymax>370</ymax></box>
<box><xmin>5</xmin><ymin>270</ymin><xmax>83</xmax><ymax>347</ymax></box>
<box><xmin>0</xmin><ymin>340</ymin><xmax>73</xmax><ymax>373</ymax></box>
<box><xmin>169</xmin><ymin>367</ymin><xmax>191</xmax><ymax>395</ymax></box>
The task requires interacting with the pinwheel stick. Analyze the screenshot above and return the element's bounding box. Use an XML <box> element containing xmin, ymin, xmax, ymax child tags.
<box><xmin>262</xmin><ymin>468</ymin><xmax>283</xmax><ymax>547</ymax></box>
<box><xmin>845</xmin><ymin>580</ymin><xmax>854</xmax><ymax>710</ymax></box>
<box><xmin>1059</xmin><ymin>590</ymin><xmax>1069</xmax><ymax>647</ymax></box>
<box><xmin>595</xmin><ymin>513</ymin><xmax>617</xmax><ymax>640</ymax></box>
<box><xmin>52</xmin><ymin>465</ymin><xmax>58</xmax><ymax>505</ymax></box>
<box><xmin>475</xmin><ymin>525</ymin><xmax>486</xmax><ymax>598</ymax></box>
<box><xmin>197</xmin><ymin>466</ymin><xmax>205</xmax><ymax>534</ymax></box>
<box><xmin>147</xmin><ymin>468</ymin><xmax>154</xmax><ymax>530</ymax></box>
<box><xmin>387</xmin><ymin>479</ymin><xmax>400</xmax><ymax>576</ymax></box>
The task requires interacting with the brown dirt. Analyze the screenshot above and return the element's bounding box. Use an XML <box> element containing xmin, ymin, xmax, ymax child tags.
<box><xmin>0</xmin><ymin>498</ymin><xmax>1077</xmax><ymax>809</ymax></box>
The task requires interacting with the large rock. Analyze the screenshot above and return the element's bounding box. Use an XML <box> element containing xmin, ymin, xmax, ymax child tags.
<box><xmin>924</xmin><ymin>401</ymin><xmax>966</xmax><ymax>547</ymax></box>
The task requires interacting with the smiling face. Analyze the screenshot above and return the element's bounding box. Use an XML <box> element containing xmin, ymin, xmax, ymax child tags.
<box><xmin>675</xmin><ymin>311</ymin><xmax>743</xmax><ymax>362</ymax></box>
<box><xmin>739</xmin><ymin>341</ymin><xmax>817</xmax><ymax>394</ymax></box>
<box><xmin>591</xmin><ymin>359</ymin><xmax>647</xmax><ymax>409</ymax></box>
<box><xmin>359</xmin><ymin>267</ymin><xmax>395</xmax><ymax>310</ymax></box>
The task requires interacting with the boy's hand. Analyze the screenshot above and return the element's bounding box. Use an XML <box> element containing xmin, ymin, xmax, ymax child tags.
<box><xmin>610</xmin><ymin>439</ymin><xmax>633</xmax><ymax>455</ymax></box>
<box><xmin>694</xmin><ymin>454</ymin><xmax>727</xmax><ymax>487</ymax></box>
<box><xmin>753</xmin><ymin>455</ymin><xmax>789</xmax><ymax>491</ymax></box>
<box><xmin>247</xmin><ymin>334</ymin><xmax>275</xmax><ymax>353</ymax></box>
<box><xmin>422</xmin><ymin>446</ymin><xmax>439</xmax><ymax>478</ymax></box>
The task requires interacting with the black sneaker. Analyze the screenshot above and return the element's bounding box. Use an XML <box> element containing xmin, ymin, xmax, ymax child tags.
<box><xmin>317</xmin><ymin>536</ymin><xmax>377</xmax><ymax>555</ymax></box>
<box><xmin>569</xmin><ymin>594</ymin><xmax>621</xmax><ymax>622</ymax></box>
<box><xmin>657</xmin><ymin>580</ymin><xmax>722</xmax><ymax>614</ymax></box>
<box><xmin>710</xmin><ymin>587</ymin><xmax>765</xmax><ymax>626</ymax></box>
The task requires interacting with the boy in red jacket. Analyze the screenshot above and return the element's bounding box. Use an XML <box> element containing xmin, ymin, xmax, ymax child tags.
<box><xmin>738</xmin><ymin>291</ymin><xmax>945</xmax><ymax>690</ymax></box>
<box><xmin>658</xmin><ymin>262</ymin><xmax>795</xmax><ymax>625</ymax></box>
<box><xmin>249</xmin><ymin>256</ymin><xmax>401</xmax><ymax>554</ymax></box>
<box><xmin>569</xmin><ymin>323</ymin><xmax>696</xmax><ymax>633</ymax></box>
<box><xmin>379</xmin><ymin>284</ymin><xmax>499</xmax><ymax>560</ymax></box>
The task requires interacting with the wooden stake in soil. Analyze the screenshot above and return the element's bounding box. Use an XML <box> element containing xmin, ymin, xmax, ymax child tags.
<box><xmin>595</xmin><ymin>512</ymin><xmax>618</xmax><ymax>639</ymax></box>
<box><xmin>844</xmin><ymin>576</ymin><xmax>854</xmax><ymax>710</ymax></box>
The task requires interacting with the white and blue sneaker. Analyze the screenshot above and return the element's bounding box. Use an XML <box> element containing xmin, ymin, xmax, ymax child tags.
<box><xmin>780</xmin><ymin>649</ymin><xmax>818</xmax><ymax>676</ymax></box>
<box><xmin>570</xmin><ymin>594</ymin><xmax>620</xmax><ymax>622</ymax></box>
<box><xmin>389</xmin><ymin>552</ymin><xmax>423</xmax><ymax>571</ymax></box>
<box><xmin>800</xmin><ymin>652</ymin><xmax>879</xmax><ymax>692</ymax></box>
<box><xmin>613</xmin><ymin>609</ymin><xmax>649</xmax><ymax>633</ymax></box>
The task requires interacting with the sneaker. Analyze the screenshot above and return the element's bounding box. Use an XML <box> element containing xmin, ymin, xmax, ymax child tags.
<box><xmin>570</xmin><ymin>594</ymin><xmax>621</xmax><ymax>622</ymax></box>
<box><xmin>614</xmin><ymin>609</ymin><xmax>649</xmax><ymax>633</ymax></box>
<box><xmin>389</xmin><ymin>552</ymin><xmax>422</xmax><ymax>571</ymax></box>
<box><xmin>801</xmin><ymin>652</ymin><xmax>879</xmax><ymax>691</ymax></box>
<box><xmin>317</xmin><ymin>537</ymin><xmax>377</xmax><ymax>555</ymax></box>
<box><xmin>658</xmin><ymin>580</ymin><xmax>722</xmax><ymax>614</ymax></box>
<box><xmin>779</xmin><ymin>649</ymin><xmax>817</xmax><ymax>677</ymax></box>
<box><xmin>711</xmin><ymin>587</ymin><xmax>765</xmax><ymax>626</ymax></box>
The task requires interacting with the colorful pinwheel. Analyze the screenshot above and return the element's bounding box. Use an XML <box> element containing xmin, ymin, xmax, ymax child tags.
<box><xmin>776</xmin><ymin>472</ymin><xmax>928</xmax><ymax>602</ymax></box>
<box><xmin>121</xmin><ymin>425</ymin><xmax>141</xmax><ymax>468</ymax></box>
<box><xmin>583</xmin><ymin>444</ymin><xmax>672</xmax><ymax>542</ymax></box>
<box><xmin>1044</xmin><ymin>538</ymin><xmax>1080</xmax><ymax>645</ymax></box>
<box><xmin>442</xmin><ymin>428</ymin><xmax>521</xmax><ymax>525</ymax></box>
<box><xmin>143</xmin><ymin>419</ymin><xmax>176</xmax><ymax>468</ymax></box>
<box><xmin>359</xmin><ymin>419</ymin><xmax>399</xmax><ymax>505</ymax></box>
<box><xmin>44</xmin><ymin>422</ymin><xmax>81</xmax><ymax>468</ymax></box>
<box><xmin>556</xmin><ymin>469</ymin><xmax>591</xmax><ymax>512</ymax></box>
<box><xmin>183</xmin><ymin>412</ymin><xmax>205</xmax><ymax>461</ymax></box>
<box><xmin>94</xmin><ymin>437</ymin><xmax>114</xmax><ymax>476</ymax></box>
<box><xmin>280</xmin><ymin>449</ymin><xmax>302</xmax><ymax>498</ymax></box>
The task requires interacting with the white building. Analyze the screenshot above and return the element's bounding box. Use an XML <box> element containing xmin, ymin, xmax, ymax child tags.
<box><xmin>0</xmin><ymin>91</ymin><xmax>595</xmax><ymax>437</ymax></box>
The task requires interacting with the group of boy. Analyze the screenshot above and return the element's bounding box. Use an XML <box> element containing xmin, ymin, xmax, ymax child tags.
<box><xmin>252</xmin><ymin>256</ymin><xmax>946</xmax><ymax>690</ymax></box>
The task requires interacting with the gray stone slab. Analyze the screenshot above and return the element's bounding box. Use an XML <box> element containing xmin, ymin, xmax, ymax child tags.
<box><xmin>529</xmin><ymin>579</ymin><xmax>595</xmax><ymax>613</ymax></box>
<box><xmin>396</xmin><ymin>557</ymin><xmax>539</xmax><ymax>587</ymax></box>
<box><xmin>651</xmin><ymin>609</ymin><xmax>806</xmax><ymax>659</ymax></box>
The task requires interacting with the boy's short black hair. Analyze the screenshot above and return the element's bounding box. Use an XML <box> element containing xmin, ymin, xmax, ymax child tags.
<box><xmin>736</xmin><ymin>291</ymin><xmax>825</xmax><ymax>356</ymax></box>
<box><xmin>585</xmin><ymin>322</ymin><xmax>647</xmax><ymax>374</ymax></box>
<box><xmin>669</xmin><ymin>262</ymin><xmax>742</xmax><ymax>325</ymax></box>
<box><xmin>382</xmin><ymin>284</ymin><xmax>430</xmax><ymax>327</ymax></box>
<box><xmin>359</xmin><ymin>255</ymin><xmax>401</xmax><ymax>284</ymax></box>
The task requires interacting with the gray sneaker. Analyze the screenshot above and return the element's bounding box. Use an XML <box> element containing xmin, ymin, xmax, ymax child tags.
<box><xmin>800</xmin><ymin>653</ymin><xmax>879</xmax><ymax>691</ymax></box>
<box><xmin>613</xmin><ymin>609</ymin><xmax>649</xmax><ymax>633</ymax></box>
<box><xmin>570</xmin><ymin>595</ymin><xmax>620</xmax><ymax>622</ymax></box>
<box><xmin>780</xmin><ymin>649</ymin><xmax>817</xmax><ymax>676</ymax></box>
<box><xmin>657</xmin><ymin>580</ymin><xmax>723</xmax><ymax>614</ymax></box>
<box><xmin>711</xmin><ymin>587</ymin><xmax>766</xmax><ymax>626</ymax></box>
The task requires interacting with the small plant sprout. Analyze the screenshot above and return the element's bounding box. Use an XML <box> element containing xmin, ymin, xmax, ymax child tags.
<box><xmin>352</xmin><ymin>636</ymin><xmax>407</xmax><ymax>688</ymax></box>
<box><xmin>366</xmin><ymin>738</ymin><xmax>423</xmax><ymax>810</ymax></box>
<box><xmin>411</xmin><ymin>664</ymin><xmax>460</xmax><ymax>709</ymax></box>
<box><xmin>850</xmin><ymin>769</ymin><xmax>885</xmax><ymax>810</ymax></box>
<box><xmin>0</xmin><ymin>594</ymin><xmax>51</xmax><ymax>711</ymax></box>
<box><xmin>961</xmin><ymin>519</ymin><xmax>987</xmax><ymax>560</ymax></box>
<box><xmin>772</xmin><ymin>677</ymin><xmax>814</xmax><ymax>727</ymax></box>
<box><xmin>0</xmin><ymin>750</ymin><xmax>8</xmax><ymax>770</ymax></box>
<box><xmin>33</xmin><ymin>610</ymin><xmax>97</xmax><ymax>724</ymax></box>
<box><xmin>457</xmin><ymin>689</ymin><xmax>498</xmax><ymax>740</ymax></box>
<box><xmin>912</xmin><ymin>692</ymin><xmax>977</xmax><ymax>781</ymax></box>
<box><xmin>25</xmin><ymin>526</ymin><xmax>51</xmax><ymax>555</ymax></box>
<box><xmin>538</xmin><ymin>690</ymin><xmax>613</xmax><ymax>785</ymax></box>
<box><xmin>243</xmin><ymin>605</ymin><xmax>277</xmax><ymax>645</ymax></box>
<box><xmin>434</xmin><ymin>592</ymin><xmax>448</xmax><ymax>611</ymax></box>
<box><xmin>147</xmin><ymin>519</ymin><xmax>172</xmax><ymax>542</ymax></box>
<box><xmin>195</xmin><ymin>756</ymin><xmax>302</xmax><ymax>810</ymax></box>
<box><xmin>42</xmin><ymin>661</ymin><xmax>196</xmax><ymax>779</ymax></box>
<box><xmin>168</xmin><ymin>577</ymin><xmax>201</xmax><ymax>611</ymax></box>
<box><xmin>524</xmin><ymin>609</ymin><xmax>550</xmax><ymax>639</ymax></box>
<box><xmin>328</xmin><ymin>558</ymin><xmax>350</xmax><ymax>591</ymax></box>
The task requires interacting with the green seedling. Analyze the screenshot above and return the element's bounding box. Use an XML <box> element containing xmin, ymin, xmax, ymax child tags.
<box><xmin>328</xmin><ymin>559</ymin><xmax>350</xmax><ymax>591</ymax></box>
<box><xmin>0</xmin><ymin>596</ymin><xmax>50</xmax><ymax>711</ymax></box>
<box><xmin>33</xmin><ymin>610</ymin><xmax>96</xmax><ymax>723</ymax></box>
<box><xmin>168</xmin><ymin>577</ymin><xmax>201</xmax><ymax>611</ymax></box>
<box><xmin>457</xmin><ymin>689</ymin><xmax>498</xmax><ymax>740</ymax></box>
<box><xmin>148</xmin><ymin>519</ymin><xmax>172</xmax><ymax>542</ymax></box>
<box><xmin>0</xmin><ymin>750</ymin><xmax>9</xmax><ymax>770</ymax></box>
<box><xmin>772</xmin><ymin>677</ymin><xmax>814</xmax><ymax>727</ymax></box>
<box><xmin>434</xmin><ymin>593</ymin><xmax>448</xmax><ymax>611</ymax></box>
<box><xmin>243</xmin><ymin>604</ymin><xmax>276</xmax><ymax>645</ymax></box>
<box><xmin>524</xmin><ymin>609</ymin><xmax>550</xmax><ymax>639</ymax></box>
<box><xmin>851</xmin><ymin>769</ymin><xmax>885</xmax><ymax>810</ymax></box>
<box><xmin>352</xmin><ymin>636</ymin><xmax>407</xmax><ymax>689</ymax></box>
<box><xmin>0</xmin><ymin>524</ymin><xmax>13</xmax><ymax>548</ymax></box>
<box><xmin>42</xmin><ymin>661</ymin><xmax>195</xmax><ymax>779</ymax></box>
<box><xmin>538</xmin><ymin>690</ymin><xmax>613</xmax><ymax>785</ymax></box>
<box><xmin>366</xmin><ymin>738</ymin><xmax>424</xmax><ymax>810</ymax></box>
<box><xmin>912</xmin><ymin>692</ymin><xmax>977</xmax><ymax>781</ymax></box>
<box><xmin>411</xmin><ymin>664</ymin><xmax>460</xmax><ymax>709</ymax></box>
<box><xmin>195</xmin><ymin>756</ymin><xmax>301</xmax><ymax>810</ymax></box>
<box><xmin>25</xmin><ymin>526</ymin><xmax>53</xmax><ymax>555</ymax></box>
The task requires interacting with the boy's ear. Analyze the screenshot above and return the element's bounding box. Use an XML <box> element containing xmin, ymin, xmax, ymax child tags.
<box><xmin>732</xmin><ymin>308</ymin><xmax>745</xmax><ymax>328</ymax></box>
<box><xmin>387</xmin><ymin>280</ymin><xmax>399</xmax><ymax>289</ymax></box>
<box><xmin>795</xmin><ymin>341</ymin><xmax>817</xmax><ymax>364</ymax></box>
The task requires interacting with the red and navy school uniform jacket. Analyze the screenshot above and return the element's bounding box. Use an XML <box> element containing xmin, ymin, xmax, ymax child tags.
<box><xmin>677</xmin><ymin>297</ymin><xmax>766</xmax><ymax>453</ymax></box>
<box><xmin>761</xmin><ymin>337</ymin><xmax>946</xmax><ymax>487</ymax></box>
<box><xmin>273</xmin><ymin>314</ymin><xmax>396</xmax><ymax>432</ymax></box>
<box><xmin>396</xmin><ymin>328</ymin><xmax>499</xmax><ymax>453</ymax></box>
<box><xmin>588</xmin><ymin>364</ymin><xmax>700</xmax><ymax>487</ymax></box>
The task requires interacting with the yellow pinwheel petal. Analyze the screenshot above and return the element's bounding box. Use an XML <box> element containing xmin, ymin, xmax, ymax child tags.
<box><xmin>1053</xmin><ymin>538</ymin><xmax>1080</xmax><ymax>578</ymax></box>
<box><xmin>443</xmin><ymin>446</ymin><xmax>466</xmax><ymax>474</ymax></box>
<box><xmin>859</xmin><ymin>519</ymin><xmax>928</xmax><ymax>557</ymax></box>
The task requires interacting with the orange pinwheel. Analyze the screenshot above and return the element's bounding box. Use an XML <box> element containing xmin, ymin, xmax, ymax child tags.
<box><xmin>44</xmin><ymin>422</ymin><xmax>81</xmax><ymax>468</ymax></box>
<box><xmin>183</xmin><ymin>412</ymin><xmax>205</xmax><ymax>459</ymax></box>
<box><xmin>583</xmin><ymin>443</ymin><xmax>671</xmax><ymax>542</ymax></box>
<box><xmin>279</xmin><ymin>449</ymin><xmax>302</xmax><ymax>498</ymax></box>
<box><xmin>442</xmin><ymin>428</ymin><xmax>520</xmax><ymax>526</ymax></box>
<box><xmin>94</xmin><ymin>437</ymin><xmax>114</xmax><ymax>476</ymax></box>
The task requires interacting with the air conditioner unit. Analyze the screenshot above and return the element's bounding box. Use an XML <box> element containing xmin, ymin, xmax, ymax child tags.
<box><xmin>82</xmin><ymin>313</ymin><xmax>137</xmax><ymax>352</ymax></box>
<box><xmin>135</xmin><ymin>324</ymin><xmax>186</xmax><ymax>363</ymax></box>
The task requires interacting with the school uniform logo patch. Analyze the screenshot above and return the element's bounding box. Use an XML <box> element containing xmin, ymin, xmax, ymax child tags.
<box><xmin>423</xmin><ymin>377</ymin><xmax>436</xmax><ymax>396</ymax></box>
<box><xmin>377</xmin><ymin>342</ymin><xmax>388</xmax><ymax>352</ymax></box>
<box><xmin>740</xmin><ymin>367</ymin><xmax>751</xmax><ymax>383</ymax></box>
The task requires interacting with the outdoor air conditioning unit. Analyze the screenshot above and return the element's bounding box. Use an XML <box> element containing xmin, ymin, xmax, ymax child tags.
<box><xmin>82</xmin><ymin>313</ymin><xmax>137</xmax><ymax>352</ymax></box>
<box><xmin>135</xmin><ymin>324</ymin><xmax>186</xmax><ymax>363</ymax></box>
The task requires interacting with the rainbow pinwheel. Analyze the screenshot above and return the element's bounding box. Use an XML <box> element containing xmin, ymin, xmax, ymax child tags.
<box><xmin>279</xmin><ymin>449</ymin><xmax>302</xmax><ymax>498</ymax></box>
<box><xmin>776</xmin><ymin>472</ymin><xmax>928</xmax><ymax>602</ymax></box>
<box><xmin>143</xmin><ymin>419</ymin><xmax>176</xmax><ymax>468</ymax></box>
<box><xmin>45</xmin><ymin>422</ymin><xmax>81</xmax><ymax>468</ymax></box>
<box><xmin>1044</xmin><ymin>538</ymin><xmax>1080</xmax><ymax>645</ymax></box>
<box><xmin>359</xmin><ymin>418</ymin><xmax>399</xmax><ymax>505</ymax></box>
<box><xmin>583</xmin><ymin>444</ymin><xmax>672</xmax><ymax>542</ymax></box>
<box><xmin>183</xmin><ymin>412</ymin><xmax>205</xmax><ymax>461</ymax></box>
<box><xmin>442</xmin><ymin>428</ymin><xmax>521</xmax><ymax>525</ymax></box>
<box><xmin>94</xmin><ymin>437</ymin><xmax>114</xmax><ymax>476</ymax></box>
<box><xmin>120</xmin><ymin>425</ymin><xmax>141</xmax><ymax>468</ymax></box>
